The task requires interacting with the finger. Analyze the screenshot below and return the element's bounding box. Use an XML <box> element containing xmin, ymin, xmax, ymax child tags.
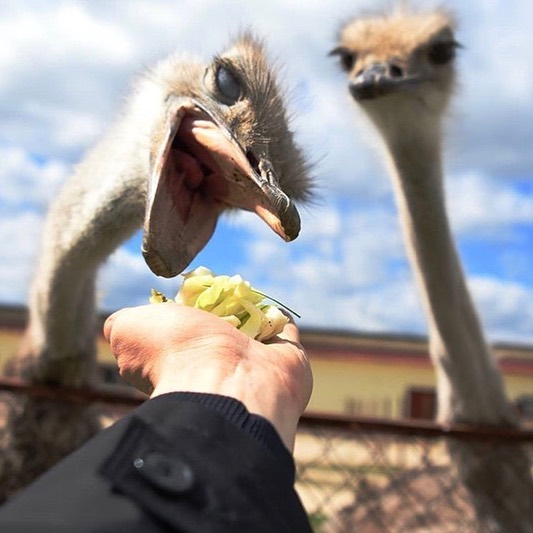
<box><xmin>103</xmin><ymin>306</ymin><xmax>141</xmax><ymax>342</ymax></box>
<box><xmin>104</xmin><ymin>303</ymin><xmax>230</xmax><ymax>348</ymax></box>
<box><xmin>272</xmin><ymin>317</ymin><xmax>301</xmax><ymax>345</ymax></box>
<box><xmin>103</xmin><ymin>309</ymin><xmax>122</xmax><ymax>341</ymax></box>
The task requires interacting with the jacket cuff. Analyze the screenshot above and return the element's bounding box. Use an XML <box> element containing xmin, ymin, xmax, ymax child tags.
<box><xmin>134</xmin><ymin>392</ymin><xmax>295</xmax><ymax>477</ymax></box>
<box><xmin>157</xmin><ymin>392</ymin><xmax>292</xmax><ymax>462</ymax></box>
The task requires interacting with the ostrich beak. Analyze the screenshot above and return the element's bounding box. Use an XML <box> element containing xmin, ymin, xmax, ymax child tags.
<box><xmin>349</xmin><ymin>62</ymin><xmax>421</xmax><ymax>101</ymax></box>
<box><xmin>142</xmin><ymin>101</ymin><xmax>301</xmax><ymax>278</ymax></box>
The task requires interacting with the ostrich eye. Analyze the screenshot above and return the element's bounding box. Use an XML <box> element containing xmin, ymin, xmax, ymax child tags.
<box><xmin>340</xmin><ymin>52</ymin><xmax>356</xmax><ymax>72</ymax></box>
<box><xmin>215</xmin><ymin>65</ymin><xmax>241</xmax><ymax>104</ymax></box>
<box><xmin>329</xmin><ymin>47</ymin><xmax>357</xmax><ymax>72</ymax></box>
<box><xmin>428</xmin><ymin>41</ymin><xmax>457</xmax><ymax>65</ymax></box>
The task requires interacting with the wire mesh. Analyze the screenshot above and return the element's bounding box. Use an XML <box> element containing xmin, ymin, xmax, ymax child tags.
<box><xmin>295</xmin><ymin>417</ymin><xmax>533</xmax><ymax>532</ymax></box>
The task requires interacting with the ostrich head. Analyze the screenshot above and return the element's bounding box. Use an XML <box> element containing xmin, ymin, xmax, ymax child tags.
<box><xmin>330</xmin><ymin>8</ymin><xmax>460</xmax><ymax>141</ymax></box>
<box><xmin>142</xmin><ymin>33</ymin><xmax>312</xmax><ymax>278</ymax></box>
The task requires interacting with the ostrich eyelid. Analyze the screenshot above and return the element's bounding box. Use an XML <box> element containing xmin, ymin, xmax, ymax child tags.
<box><xmin>215</xmin><ymin>65</ymin><xmax>242</xmax><ymax>104</ymax></box>
<box><xmin>427</xmin><ymin>41</ymin><xmax>459</xmax><ymax>65</ymax></box>
<box><xmin>329</xmin><ymin>46</ymin><xmax>357</xmax><ymax>72</ymax></box>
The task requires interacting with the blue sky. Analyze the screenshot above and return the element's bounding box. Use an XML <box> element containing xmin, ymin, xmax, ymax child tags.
<box><xmin>1</xmin><ymin>0</ymin><xmax>533</xmax><ymax>344</ymax></box>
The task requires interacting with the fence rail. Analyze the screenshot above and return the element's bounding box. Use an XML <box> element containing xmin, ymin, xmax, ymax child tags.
<box><xmin>2</xmin><ymin>377</ymin><xmax>531</xmax><ymax>439</ymax></box>
<box><xmin>0</xmin><ymin>376</ymin><xmax>146</xmax><ymax>406</ymax></box>
<box><xmin>1</xmin><ymin>377</ymin><xmax>532</xmax><ymax>532</ymax></box>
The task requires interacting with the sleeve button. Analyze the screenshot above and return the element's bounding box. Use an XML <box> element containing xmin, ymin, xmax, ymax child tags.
<box><xmin>133</xmin><ymin>451</ymin><xmax>195</xmax><ymax>493</ymax></box>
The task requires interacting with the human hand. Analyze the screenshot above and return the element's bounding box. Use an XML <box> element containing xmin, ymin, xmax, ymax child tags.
<box><xmin>103</xmin><ymin>303</ymin><xmax>312</xmax><ymax>451</ymax></box>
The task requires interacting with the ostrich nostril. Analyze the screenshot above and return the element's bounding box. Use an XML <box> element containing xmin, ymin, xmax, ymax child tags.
<box><xmin>389</xmin><ymin>64</ymin><xmax>404</xmax><ymax>78</ymax></box>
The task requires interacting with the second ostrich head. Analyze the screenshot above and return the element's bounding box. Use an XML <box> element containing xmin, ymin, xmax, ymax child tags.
<box><xmin>330</xmin><ymin>8</ymin><xmax>460</xmax><ymax>142</ymax></box>
<box><xmin>141</xmin><ymin>33</ymin><xmax>312</xmax><ymax>277</ymax></box>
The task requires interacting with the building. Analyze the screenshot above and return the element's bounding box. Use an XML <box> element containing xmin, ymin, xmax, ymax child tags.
<box><xmin>302</xmin><ymin>328</ymin><xmax>533</xmax><ymax>421</ymax></box>
<box><xmin>1</xmin><ymin>305</ymin><xmax>532</xmax><ymax>421</ymax></box>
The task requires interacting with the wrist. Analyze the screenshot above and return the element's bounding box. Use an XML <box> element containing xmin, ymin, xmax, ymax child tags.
<box><xmin>150</xmin><ymin>360</ymin><xmax>301</xmax><ymax>451</ymax></box>
<box><xmin>151</xmin><ymin>392</ymin><xmax>295</xmax><ymax>462</ymax></box>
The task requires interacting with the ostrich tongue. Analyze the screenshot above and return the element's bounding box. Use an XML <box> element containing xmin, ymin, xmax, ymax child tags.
<box><xmin>142</xmin><ymin>110</ymin><xmax>301</xmax><ymax>278</ymax></box>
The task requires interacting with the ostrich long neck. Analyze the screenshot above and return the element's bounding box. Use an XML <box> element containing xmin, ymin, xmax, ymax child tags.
<box><xmin>24</xmin><ymin>110</ymin><xmax>151</xmax><ymax>386</ymax></box>
<box><xmin>380</xmin><ymin>120</ymin><xmax>515</xmax><ymax>425</ymax></box>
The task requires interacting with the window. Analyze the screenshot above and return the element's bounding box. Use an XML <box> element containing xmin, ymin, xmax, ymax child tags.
<box><xmin>405</xmin><ymin>387</ymin><xmax>436</xmax><ymax>420</ymax></box>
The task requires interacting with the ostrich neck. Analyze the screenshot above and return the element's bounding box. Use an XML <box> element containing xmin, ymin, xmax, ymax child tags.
<box><xmin>381</xmin><ymin>124</ymin><xmax>515</xmax><ymax>424</ymax></box>
<box><xmin>385</xmin><ymin>130</ymin><xmax>463</xmax><ymax>326</ymax></box>
<box><xmin>25</xmin><ymin>117</ymin><xmax>149</xmax><ymax>386</ymax></box>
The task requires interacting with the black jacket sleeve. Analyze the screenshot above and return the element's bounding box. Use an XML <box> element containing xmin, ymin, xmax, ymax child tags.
<box><xmin>0</xmin><ymin>392</ymin><xmax>313</xmax><ymax>533</ymax></box>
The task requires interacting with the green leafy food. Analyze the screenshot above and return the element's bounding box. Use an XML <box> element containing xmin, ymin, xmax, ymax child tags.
<box><xmin>150</xmin><ymin>266</ymin><xmax>297</xmax><ymax>342</ymax></box>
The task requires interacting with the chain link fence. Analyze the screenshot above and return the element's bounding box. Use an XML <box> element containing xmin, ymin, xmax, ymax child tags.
<box><xmin>1</xmin><ymin>379</ymin><xmax>532</xmax><ymax>532</ymax></box>
<box><xmin>295</xmin><ymin>415</ymin><xmax>533</xmax><ymax>532</ymax></box>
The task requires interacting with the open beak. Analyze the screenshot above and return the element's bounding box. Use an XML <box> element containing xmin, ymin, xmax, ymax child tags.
<box><xmin>142</xmin><ymin>99</ymin><xmax>301</xmax><ymax>278</ymax></box>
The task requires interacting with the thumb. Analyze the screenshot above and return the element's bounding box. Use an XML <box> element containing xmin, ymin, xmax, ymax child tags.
<box><xmin>103</xmin><ymin>309</ymin><xmax>122</xmax><ymax>342</ymax></box>
<box><xmin>270</xmin><ymin>314</ymin><xmax>301</xmax><ymax>345</ymax></box>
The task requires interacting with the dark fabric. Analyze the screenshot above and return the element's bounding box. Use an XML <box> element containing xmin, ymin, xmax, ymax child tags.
<box><xmin>0</xmin><ymin>393</ymin><xmax>312</xmax><ymax>532</ymax></box>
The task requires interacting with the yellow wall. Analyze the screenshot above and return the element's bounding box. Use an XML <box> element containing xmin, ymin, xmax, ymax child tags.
<box><xmin>503</xmin><ymin>374</ymin><xmax>533</xmax><ymax>401</ymax></box>
<box><xmin>0</xmin><ymin>328</ymin><xmax>116</xmax><ymax>370</ymax></box>
<box><xmin>0</xmin><ymin>329</ymin><xmax>21</xmax><ymax>370</ymax></box>
<box><xmin>307</xmin><ymin>358</ymin><xmax>436</xmax><ymax>417</ymax></box>
<box><xmin>2</xmin><ymin>326</ymin><xmax>532</xmax><ymax>420</ymax></box>
<box><xmin>97</xmin><ymin>335</ymin><xmax>115</xmax><ymax>364</ymax></box>
<box><xmin>307</xmin><ymin>356</ymin><xmax>533</xmax><ymax>418</ymax></box>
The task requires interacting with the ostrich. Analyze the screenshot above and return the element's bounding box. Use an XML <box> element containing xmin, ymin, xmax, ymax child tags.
<box><xmin>1</xmin><ymin>33</ymin><xmax>312</xmax><ymax>500</ymax></box>
<box><xmin>330</xmin><ymin>7</ymin><xmax>533</xmax><ymax>530</ymax></box>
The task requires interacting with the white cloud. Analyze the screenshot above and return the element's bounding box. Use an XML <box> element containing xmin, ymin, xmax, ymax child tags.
<box><xmin>470</xmin><ymin>276</ymin><xmax>533</xmax><ymax>344</ymax></box>
<box><xmin>0</xmin><ymin>211</ymin><xmax>43</xmax><ymax>303</ymax></box>
<box><xmin>0</xmin><ymin>146</ymin><xmax>68</xmax><ymax>211</ymax></box>
<box><xmin>225</xmin><ymin>201</ymin><xmax>424</xmax><ymax>331</ymax></box>
<box><xmin>447</xmin><ymin>170</ymin><xmax>533</xmax><ymax>236</ymax></box>
<box><xmin>97</xmin><ymin>247</ymin><xmax>177</xmax><ymax>310</ymax></box>
<box><xmin>0</xmin><ymin>4</ymin><xmax>132</xmax><ymax>69</ymax></box>
<box><xmin>0</xmin><ymin>0</ymin><xmax>532</xmax><ymax>346</ymax></box>
<box><xmin>446</xmin><ymin>0</ymin><xmax>533</xmax><ymax>177</ymax></box>
<box><xmin>91</xmin><ymin>217</ymin><xmax>533</xmax><ymax>344</ymax></box>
